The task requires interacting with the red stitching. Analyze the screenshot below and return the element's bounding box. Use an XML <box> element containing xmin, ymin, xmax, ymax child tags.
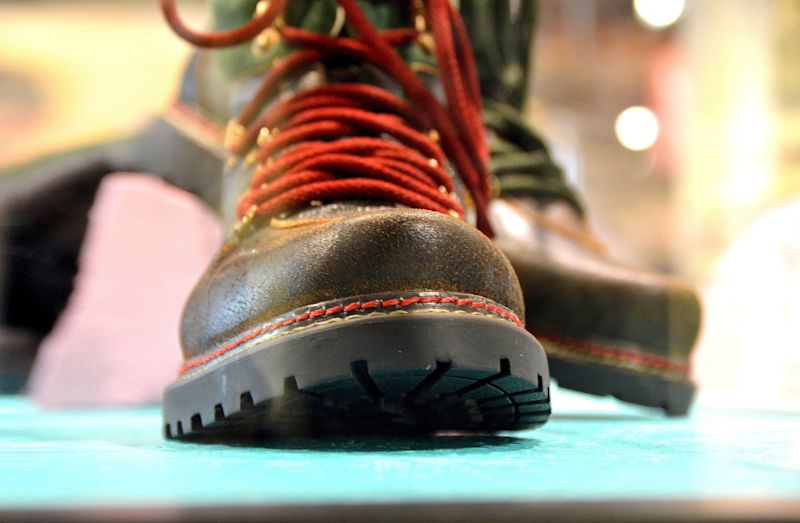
<box><xmin>325</xmin><ymin>305</ymin><xmax>343</xmax><ymax>316</ymax></box>
<box><xmin>532</xmin><ymin>330</ymin><xmax>690</xmax><ymax>374</ymax></box>
<box><xmin>179</xmin><ymin>293</ymin><xmax>523</xmax><ymax>374</ymax></box>
<box><xmin>169</xmin><ymin>100</ymin><xmax>224</xmax><ymax>138</ymax></box>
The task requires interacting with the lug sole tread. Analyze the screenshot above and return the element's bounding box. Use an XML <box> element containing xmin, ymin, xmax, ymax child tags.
<box><xmin>165</xmin><ymin>358</ymin><xmax>550</xmax><ymax>441</ymax></box>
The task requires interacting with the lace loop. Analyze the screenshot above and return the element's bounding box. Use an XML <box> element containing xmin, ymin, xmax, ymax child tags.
<box><xmin>161</xmin><ymin>0</ymin><xmax>493</xmax><ymax>235</ymax></box>
<box><xmin>161</xmin><ymin>0</ymin><xmax>288</xmax><ymax>48</ymax></box>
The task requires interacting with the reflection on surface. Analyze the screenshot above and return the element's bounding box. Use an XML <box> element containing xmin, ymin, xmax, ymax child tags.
<box><xmin>3</xmin><ymin>395</ymin><xmax>800</xmax><ymax>508</ymax></box>
<box><xmin>200</xmin><ymin>434</ymin><xmax>537</xmax><ymax>453</ymax></box>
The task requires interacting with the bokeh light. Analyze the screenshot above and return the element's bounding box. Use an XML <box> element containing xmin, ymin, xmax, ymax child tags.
<box><xmin>633</xmin><ymin>0</ymin><xmax>685</xmax><ymax>29</ymax></box>
<box><xmin>614</xmin><ymin>106</ymin><xmax>660</xmax><ymax>151</ymax></box>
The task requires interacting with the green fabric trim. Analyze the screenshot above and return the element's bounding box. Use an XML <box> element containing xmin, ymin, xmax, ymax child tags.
<box><xmin>211</xmin><ymin>0</ymin><xmax>344</xmax><ymax>79</ymax></box>
<box><xmin>498</xmin><ymin>175</ymin><xmax>584</xmax><ymax>214</ymax></box>
<box><xmin>483</xmin><ymin>100</ymin><xmax>550</xmax><ymax>153</ymax></box>
<box><xmin>211</xmin><ymin>0</ymin><xmax>261</xmax><ymax>79</ymax></box>
<box><xmin>483</xmin><ymin>100</ymin><xmax>585</xmax><ymax>215</ymax></box>
<box><xmin>208</xmin><ymin>1</ymin><xmax>431</xmax><ymax>80</ymax></box>
<box><xmin>490</xmin><ymin>151</ymin><xmax>559</xmax><ymax>178</ymax></box>
<box><xmin>460</xmin><ymin>1</ymin><xmax>584</xmax><ymax>214</ymax></box>
<box><xmin>459</xmin><ymin>0</ymin><xmax>537</xmax><ymax>109</ymax></box>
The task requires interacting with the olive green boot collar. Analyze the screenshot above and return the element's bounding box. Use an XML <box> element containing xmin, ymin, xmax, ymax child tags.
<box><xmin>210</xmin><ymin>0</ymin><xmax>425</xmax><ymax>80</ymax></box>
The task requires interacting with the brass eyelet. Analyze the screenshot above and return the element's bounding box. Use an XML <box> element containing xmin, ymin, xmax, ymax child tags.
<box><xmin>245</xmin><ymin>150</ymin><xmax>260</xmax><ymax>166</ymax></box>
<box><xmin>254</xmin><ymin>0</ymin><xmax>269</xmax><ymax>18</ymax></box>
<box><xmin>257</xmin><ymin>127</ymin><xmax>276</xmax><ymax>146</ymax></box>
<box><xmin>253</xmin><ymin>1</ymin><xmax>285</xmax><ymax>27</ymax></box>
<box><xmin>413</xmin><ymin>0</ymin><xmax>428</xmax><ymax>31</ymax></box>
<box><xmin>233</xmin><ymin>205</ymin><xmax>259</xmax><ymax>239</ymax></box>
<box><xmin>224</xmin><ymin>121</ymin><xmax>246</xmax><ymax>151</ymax></box>
<box><xmin>417</xmin><ymin>32</ymin><xmax>436</xmax><ymax>55</ymax></box>
<box><xmin>252</xmin><ymin>27</ymin><xmax>281</xmax><ymax>57</ymax></box>
<box><xmin>412</xmin><ymin>1</ymin><xmax>434</xmax><ymax>55</ymax></box>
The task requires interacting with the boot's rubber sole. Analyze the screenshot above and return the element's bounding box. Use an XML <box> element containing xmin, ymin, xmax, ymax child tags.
<box><xmin>164</xmin><ymin>292</ymin><xmax>550</xmax><ymax>440</ymax></box>
<box><xmin>533</xmin><ymin>332</ymin><xmax>695</xmax><ymax>416</ymax></box>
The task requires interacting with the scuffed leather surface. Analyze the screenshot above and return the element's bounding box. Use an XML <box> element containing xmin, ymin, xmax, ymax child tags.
<box><xmin>181</xmin><ymin>208</ymin><xmax>524</xmax><ymax>358</ymax></box>
<box><xmin>493</xmin><ymin>198</ymin><xmax>701</xmax><ymax>360</ymax></box>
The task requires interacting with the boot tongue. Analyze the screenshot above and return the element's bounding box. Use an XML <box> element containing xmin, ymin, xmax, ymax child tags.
<box><xmin>203</xmin><ymin>0</ymin><xmax>440</xmax><ymax>122</ymax></box>
<box><xmin>210</xmin><ymin>0</ymin><xmax>416</xmax><ymax>80</ymax></box>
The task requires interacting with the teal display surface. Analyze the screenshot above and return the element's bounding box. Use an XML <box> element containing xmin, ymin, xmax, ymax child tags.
<box><xmin>1</xmin><ymin>391</ymin><xmax>798</xmax><ymax>508</ymax></box>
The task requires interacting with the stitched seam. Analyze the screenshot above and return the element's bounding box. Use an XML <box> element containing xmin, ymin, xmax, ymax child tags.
<box><xmin>533</xmin><ymin>331</ymin><xmax>690</xmax><ymax>378</ymax></box>
<box><xmin>179</xmin><ymin>309</ymin><xmax>506</xmax><ymax>381</ymax></box>
<box><xmin>169</xmin><ymin>100</ymin><xmax>223</xmax><ymax>138</ymax></box>
<box><xmin>180</xmin><ymin>294</ymin><xmax>522</xmax><ymax>376</ymax></box>
<box><xmin>544</xmin><ymin>342</ymin><xmax>687</xmax><ymax>381</ymax></box>
<box><xmin>534</xmin><ymin>330</ymin><xmax>690</xmax><ymax>372</ymax></box>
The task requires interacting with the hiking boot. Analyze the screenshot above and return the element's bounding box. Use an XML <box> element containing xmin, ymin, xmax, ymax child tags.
<box><xmin>460</xmin><ymin>0</ymin><xmax>701</xmax><ymax>415</ymax></box>
<box><xmin>160</xmin><ymin>0</ymin><xmax>551</xmax><ymax>439</ymax></box>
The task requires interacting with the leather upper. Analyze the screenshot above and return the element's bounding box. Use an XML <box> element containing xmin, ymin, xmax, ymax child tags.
<box><xmin>181</xmin><ymin>208</ymin><xmax>525</xmax><ymax>358</ymax></box>
<box><xmin>492</xmin><ymin>198</ymin><xmax>701</xmax><ymax>359</ymax></box>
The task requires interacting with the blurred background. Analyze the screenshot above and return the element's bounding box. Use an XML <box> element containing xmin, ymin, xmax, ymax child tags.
<box><xmin>0</xmin><ymin>0</ymin><xmax>798</xmax><ymax>409</ymax></box>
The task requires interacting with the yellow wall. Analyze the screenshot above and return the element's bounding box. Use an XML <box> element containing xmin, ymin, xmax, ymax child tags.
<box><xmin>0</xmin><ymin>1</ymin><xmax>204</xmax><ymax>167</ymax></box>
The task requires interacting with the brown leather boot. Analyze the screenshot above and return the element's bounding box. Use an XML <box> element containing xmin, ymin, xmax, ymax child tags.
<box><xmin>461</xmin><ymin>0</ymin><xmax>701</xmax><ymax>415</ymax></box>
<box><xmin>160</xmin><ymin>0</ymin><xmax>550</xmax><ymax>439</ymax></box>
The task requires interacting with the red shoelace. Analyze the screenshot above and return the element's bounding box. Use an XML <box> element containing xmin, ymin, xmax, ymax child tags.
<box><xmin>161</xmin><ymin>0</ymin><xmax>493</xmax><ymax>235</ymax></box>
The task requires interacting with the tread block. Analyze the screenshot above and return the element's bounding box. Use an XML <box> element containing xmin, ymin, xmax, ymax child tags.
<box><xmin>240</xmin><ymin>392</ymin><xmax>255</xmax><ymax>411</ymax></box>
<box><xmin>214</xmin><ymin>404</ymin><xmax>225</xmax><ymax>422</ymax></box>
